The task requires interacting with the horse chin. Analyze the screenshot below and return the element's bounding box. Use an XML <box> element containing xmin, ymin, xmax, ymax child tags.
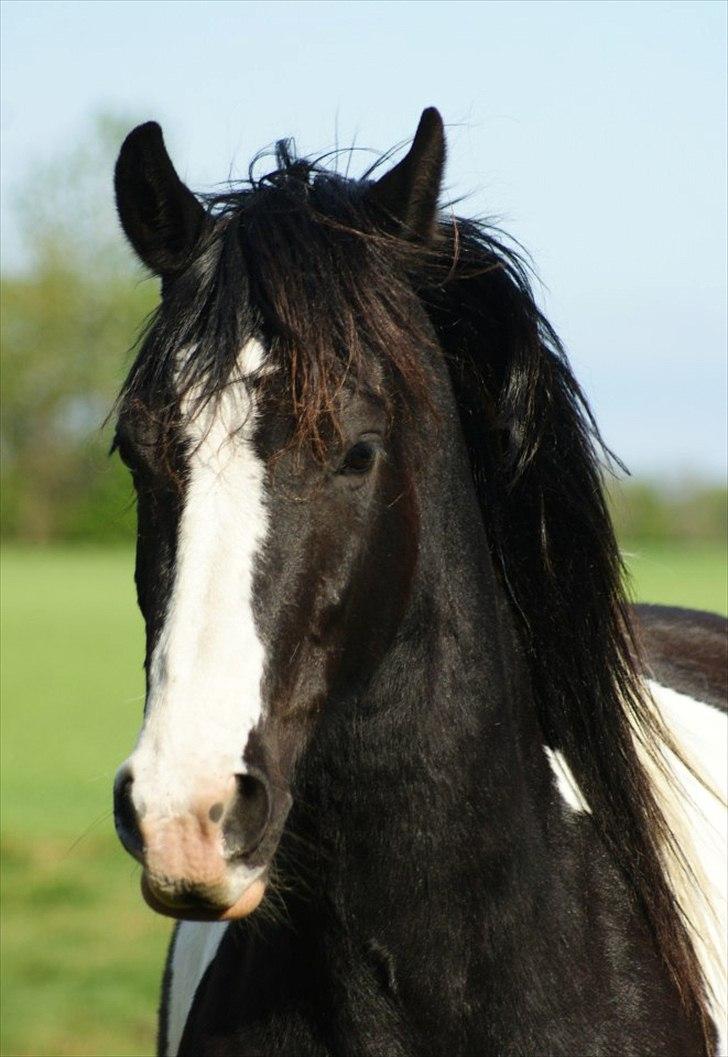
<box><xmin>140</xmin><ymin>873</ymin><xmax>267</xmax><ymax>922</ymax></box>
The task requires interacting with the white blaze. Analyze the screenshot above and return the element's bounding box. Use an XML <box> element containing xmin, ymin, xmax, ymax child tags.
<box><xmin>129</xmin><ymin>339</ymin><xmax>268</xmax><ymax>814</ymax></box>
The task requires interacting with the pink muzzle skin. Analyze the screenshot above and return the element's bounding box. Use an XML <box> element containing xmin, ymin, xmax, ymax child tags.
<box><xmin>135</xmin><ymin>782</ymin><xmax>267</xmax><ymax>920</ymax></box>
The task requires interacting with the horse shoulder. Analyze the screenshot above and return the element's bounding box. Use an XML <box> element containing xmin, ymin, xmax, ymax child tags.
<box><xmin>159</xmin><ymin>921</ymin><xmax>229</xmax><ymax>1057</ymax></box>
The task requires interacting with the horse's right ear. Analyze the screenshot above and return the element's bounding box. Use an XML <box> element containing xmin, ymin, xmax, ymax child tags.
<box><xmin>114</xmin><ymin>122</ymin><xmax>208</xmax><ymax>276</ymax></box>
<box><xmin>369</xmin><ymin>107</ymin><xmax>446</xmax><ymax>240</ymax></box>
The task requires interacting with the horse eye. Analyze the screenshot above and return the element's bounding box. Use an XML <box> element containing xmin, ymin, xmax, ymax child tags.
<box><xmin>340</xmin><ymin>441</ymin><xmax>376</xmax><ymax>475</ymax></box>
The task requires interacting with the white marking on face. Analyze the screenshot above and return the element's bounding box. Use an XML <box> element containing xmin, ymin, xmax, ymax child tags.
<box><xmin>128</xmin><ymin>338</ymin><xmax>269</xmax><ymax>817</ymax></box>
<box><xmin>165</xmin><ymin>921</ymin><xmax>229</xmax><ymax>1057</ymax></box>
<box><xmin>544</xmin><ymin>746</ymin><xmax>591</xmax><ymax>814</ymax></box>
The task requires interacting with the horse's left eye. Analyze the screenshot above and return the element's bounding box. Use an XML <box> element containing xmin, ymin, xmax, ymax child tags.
<box><xmin>339</xmin><ymin>441</ymin><xmax>376</xmax><ymax>476</ymax></box>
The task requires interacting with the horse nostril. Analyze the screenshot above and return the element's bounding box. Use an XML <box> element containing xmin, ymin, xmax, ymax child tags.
<box><xmin>113</xmin><ymin>767</ymin><xmax>144</xmax><ymax>861</ymax></box>
<box><xmin>224</xmin><ymin>772</ymin><xmax>271</xmax><ymax>859</ymax></box>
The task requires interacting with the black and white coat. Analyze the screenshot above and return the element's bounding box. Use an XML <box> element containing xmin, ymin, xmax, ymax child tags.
<box><xmin>109</xmin><ymin>111</ymin><xmax>728</xmax><ymax>1057</ymax></box>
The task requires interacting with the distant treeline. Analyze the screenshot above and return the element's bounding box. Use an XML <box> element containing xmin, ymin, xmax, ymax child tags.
<box><xmin>607</xmin><ymin>480</ymin><xmax>726</xmax><ymax>545</ymax></box>
<box><xmin>1</xmin><ymin>117</ymin><xmax>726</xmax><ymax>546</ymax></box>
<box><xmin>1</xmin><ymin>267</ymin><xmax>153</xmax><ymax>543</ymax></box>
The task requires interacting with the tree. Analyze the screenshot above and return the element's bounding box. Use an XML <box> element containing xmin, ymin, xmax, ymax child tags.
<box><xmin>1</xmin><ymin>115</ymin><xmax>158</xmax><ymax>541</ymax></box>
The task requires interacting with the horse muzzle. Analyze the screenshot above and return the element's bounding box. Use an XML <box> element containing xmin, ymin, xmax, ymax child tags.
<box><xmin>113</xmin><ymin>764</ymin><xmax>291</xmax><ymax>920</ymax></box>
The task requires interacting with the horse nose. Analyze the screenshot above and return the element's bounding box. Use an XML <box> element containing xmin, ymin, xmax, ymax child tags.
<box><xmin>223</xmin><ymin>770</ymin><xmax>272</xmax><ymax>860</ymax></box>
<box><xmin>113</xmin><ymin>766</ymin><xmax>272</xmax><ymax>875</ymax></box>
<box><xmin>113</xmin><ymin>765</ymin><xmax>144</xmax><ymax>861</ymax></box>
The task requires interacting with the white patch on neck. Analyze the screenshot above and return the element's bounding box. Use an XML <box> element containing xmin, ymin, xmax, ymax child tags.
<box><xmin>546</xmin><ymin>684</ymin><xmax>727</xmax><ymax>1050</ymax></box>
<box><xmin>165</xmin><ymin>921</ymin><xmax>229</xmax><ymax>1057</ymax></box>
<box><xmin>544</xmin><ymin>746</ymin><xmax>592</xmax><ymax>814</ymax></box>
<box><xmin>642</xmin><ymin>680</ymin><xmax>727</xmax><ymax>1054</ymax></box>
<box><xmin>129</xmin><ymin>339</ymin><xmax>268</xmax><ymax>814</ymax></box>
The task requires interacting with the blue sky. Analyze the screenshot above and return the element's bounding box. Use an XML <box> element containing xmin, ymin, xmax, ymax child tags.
<box><xmin>2</xmin><ymin>0</ymin><xmax>726</xmax><ymax>478</ymax></box>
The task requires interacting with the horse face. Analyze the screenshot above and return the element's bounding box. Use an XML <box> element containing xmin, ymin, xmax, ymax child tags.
<box><xmin>113</xmin><ymin>334</ymin><xmax>418</xmax><ymax>921</ymax></box>
<box><xmin>111</xmin><ymin>115</ymin><xmax>442</xmax><ymax>920</ymax></box>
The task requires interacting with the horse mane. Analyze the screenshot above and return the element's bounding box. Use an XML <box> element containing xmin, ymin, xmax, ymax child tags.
<box><xmin>117</xmin><ymin>143</ymin><xmax>712</xmax><ymax>1045</ymax></box>
<box><xmin>422</xmin><ymin>221</ymin><xmax>713</xmax><ymax>1046</ymax></box>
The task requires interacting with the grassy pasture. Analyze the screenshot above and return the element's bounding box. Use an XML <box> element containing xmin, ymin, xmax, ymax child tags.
<box><xmin>1</xmin><ymin>544</ymin><xmax>726</xmax><ymax>1056</ymax></box>
<box><xmin>1</xmin><ymin>549</ymin><xmax>168</xmax><ymax>1057</ymax></box>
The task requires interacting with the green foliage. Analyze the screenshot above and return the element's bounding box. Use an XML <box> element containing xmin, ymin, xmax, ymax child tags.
<box><xmin>1</xmin><ymin>115</ymin><xmax>158</xmax><ymax>543</ymax></box>
<box><xmin>608</xmin><ymin>479</ymin><xmax>728</xmax><ymax>545</ymax></box>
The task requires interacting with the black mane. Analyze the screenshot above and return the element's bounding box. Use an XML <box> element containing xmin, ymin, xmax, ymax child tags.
<box><xmin>119</xmin><ymin>142</ymin><xmax>710</xmax><ymax>1039</ymax></box>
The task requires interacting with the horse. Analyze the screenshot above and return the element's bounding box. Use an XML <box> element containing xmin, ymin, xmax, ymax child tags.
<box><xmin>110</xmin><ymin>109</ymin><xmax>727</xmax><ymax>1056</ymax></box>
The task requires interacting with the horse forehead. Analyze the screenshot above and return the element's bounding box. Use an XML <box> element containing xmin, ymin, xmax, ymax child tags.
<box><xmin>177</xmin><ymin>338</ymin><xmax>269</xmax><ymax>431</ymax></box>
<box><xmin>180</xmin><ymin>336</ymin><xmax>268</xmax><ymax>405</ymax></box>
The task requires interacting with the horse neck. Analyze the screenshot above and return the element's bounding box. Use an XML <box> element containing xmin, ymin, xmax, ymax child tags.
<box><xmin>286</xmin><ymin>453</ymin><xmax>553</xmax><ymax>966</ymax></box>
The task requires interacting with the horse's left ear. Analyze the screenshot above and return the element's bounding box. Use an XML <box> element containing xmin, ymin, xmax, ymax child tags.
<box><xmin>114</xmin><ymin>122</ymin><xmax>209</xmax><ymax>276</ymax></box>
<box><xmin>369</xmin><ymin>107</ymin><xmax>446</xmax><ymax>240</ymax></box>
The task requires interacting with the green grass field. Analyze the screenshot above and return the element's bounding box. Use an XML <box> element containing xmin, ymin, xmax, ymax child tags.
<box><xmin>1</xmin><ymin>544</ymin><xmax>726</xmax><ymax>1056</ymax></box>
<box><xmin>1</xmin><ymin>549</ymin><xmax>169</xmax><ymax>1057</ymax></box>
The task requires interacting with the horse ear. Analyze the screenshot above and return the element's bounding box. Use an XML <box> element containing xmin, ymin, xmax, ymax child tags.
<box><xmin>114</xmin><ymin>122</ymin><xmax>208</xmax><ymax>276</ymax></box>
<box><xmin>370</xmin><ymin>107</ymin><xmax>446</xmax><ymax>240</ymax></box>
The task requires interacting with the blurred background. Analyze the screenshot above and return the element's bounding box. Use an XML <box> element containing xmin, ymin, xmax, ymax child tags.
<box><xmin>1</xmin><ymin>2</ymin><xmax>725</xmax><ymax>1054</ymax></box>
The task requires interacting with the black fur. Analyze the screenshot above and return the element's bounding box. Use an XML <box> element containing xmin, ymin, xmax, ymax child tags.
<box><xmin>111</xmin><ymin>111</ymin><xmax>723</xmax><ymax>1056</ymax></box>
<box><xmin>370</xmin><ymin>106</ymin><xmax>445</xmax><ymax>239</ymax></box>
<box><xmin>635</xmin><ymin>604</ymin><xmax>728</xmax><ymax>713</ymax></box>
<box><xmin>115</xmin><ymin>122</ymin><xmax>208</xmax><ymax>276</ymax></box>
<box><xmin>157</xmin><ymin>924</ymin><xmax>177</xmax><ymax>1057</ymax></box>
